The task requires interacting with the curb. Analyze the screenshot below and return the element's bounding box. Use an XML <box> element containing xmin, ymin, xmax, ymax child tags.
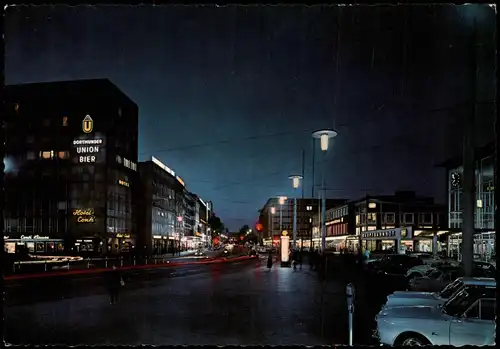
<box><xmin>5</xmin><ymin>255</ymin><xmax>257</xmax><ymax>281</ymax></box>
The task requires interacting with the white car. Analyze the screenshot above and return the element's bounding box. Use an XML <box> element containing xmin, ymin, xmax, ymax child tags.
<box><xmin>383</xmin><ymin>277</ymin><xmax>496</xmax><ymax>310</ymax></box>
<box><xmin>376</xmin><ymin>284</ymin><xmax>496</xmax><ymax>346</ymax></box>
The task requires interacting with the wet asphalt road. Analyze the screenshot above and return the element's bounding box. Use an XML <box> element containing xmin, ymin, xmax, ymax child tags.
<box><xmin>4</xmin><ymin>256</ymin><xmax>397</xmax><ymax>346</ymax></box>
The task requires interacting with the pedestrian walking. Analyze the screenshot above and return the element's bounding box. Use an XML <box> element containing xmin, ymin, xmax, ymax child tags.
<box><xmin>106</xmin><ymin>265</ymin><xmax>124</xmax><ymax>305</ymax></box>
<box><xmin>267</xmin><ymin>252</ymin><xmax>273</xmax><ymax>270</ymax></box>
<box><xmin>309</xmin><ymin>248</ymin><xmax>315</xmax><ymax>270</ymax></box>
<box><xmin>297</xmin><ymin>249</ymin><xmax>303</xmax><ymax>270</ymax></box>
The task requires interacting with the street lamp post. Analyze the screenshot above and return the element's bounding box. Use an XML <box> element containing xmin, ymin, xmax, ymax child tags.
<box><xmin>312</xmin><ymin>129</ymin><xmax>338</xmax><ymax>251</ymax></box>
<box><xmin>277</xmin><ymin>196</ymin><xmax>287</xmax><ymax>235</ymax></box>
<box><xmin>288</xmin><ymin>175</ymin><xmax>303</xmax><ymax>250</ymax></box>
<box><xmin>270</xmin><ymin>206</ymin><xmax>276</xmax><ymax>243</ymax></box>
<box><xmin>177</xmin><ymin>216</ymin><xmax>183</xmax><ymax>252</ymax></box>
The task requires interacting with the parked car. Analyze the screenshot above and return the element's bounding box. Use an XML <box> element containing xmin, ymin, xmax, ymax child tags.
<box><xmin>376</xmin><ymin>254</ymin><xmax>425</xmax><ymax>276</ymax></box>
<box><xmin>406</xmin><ymin>259</ymin><xmax>459</xmax><ymax>279</ymax></box>
<box><xmin>470</xmin><ymin>261</ymin><xmax>496</xmax><ymax>277</ymax></box>
<box><xmin>375</xmin><ymin>284</ymin><xmax>496</xmax><ymax>346</ymax></box>
<box><xmin>382</xmin><ymin>277</ymin><xmax>496</xmax><ymax>310</ymax></box>
<box><xmin>408</xmin><ymin>266</ymin><xmax>464</xmax><ymax>292</ymax></box>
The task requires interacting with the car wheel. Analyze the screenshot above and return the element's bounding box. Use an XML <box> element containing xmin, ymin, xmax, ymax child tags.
<box><xmin>398</xmin><ymin>333</ymin><xmax>430</xmax><ymax>346</ymax></box>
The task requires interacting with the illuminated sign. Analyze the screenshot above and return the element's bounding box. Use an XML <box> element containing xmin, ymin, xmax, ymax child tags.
<box><xmin>360</xmin><ymin>227</ymin><xmax>413</xmax><ymax>240</ymax></box>
<box><xmin>151</xmin><ymin>156</ymin><xmax>175</xmax><ymax>177</ymax></box>
<box><xmin>116</xmin><ymin>233</ymin><xmax>131</xmax><ymax>238</ymax></box>
<box><xmin>73</xmin><ymin>208</ymin><xmax>96</xmax><ymax>223</ymax></box>
<box><xmin>118</xmin><ymin>179</ymin><xmax>130</xmax><ymax>187</ymax></box>
<box><xmin>176</xmin><ymin>176</ymin><xmax>185</xmax><ymax>186</ymax></box>
<box><xmin>73</xmin><ymin>139</ymin><xmax>104</xmax><ymax>163</ymax></box>
<box><xmin>82</xmin><ymin>115</ymin><xmax>94</xmax><ymax>133</ymax></box>
<box><xmin>20</xmin><ymin>235</ymin><xmax>49</xmax><ymax>240</ymax></box>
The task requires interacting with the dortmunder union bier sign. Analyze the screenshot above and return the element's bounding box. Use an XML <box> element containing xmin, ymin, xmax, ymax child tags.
<box><xmin>73</xmin><ymin>115</ymin><xmax>104</xmax><ymax>163</ymax></box>
<box><xmin>73</xmin><ymin>208</ymin><xmax>96</xmax><ymax>223</ymax></box>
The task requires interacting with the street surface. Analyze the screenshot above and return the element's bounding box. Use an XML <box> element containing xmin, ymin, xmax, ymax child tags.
<box><xmin>4</xmin><ymin>255</ymin><xmax>389</xmax><ymax>346</ymax></box>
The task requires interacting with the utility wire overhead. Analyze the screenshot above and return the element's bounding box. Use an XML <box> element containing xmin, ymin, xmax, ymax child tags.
<box><xmin>140</xmin><ymin>129</ymin><xmax>311</xmax><ymax>155</ymax></box>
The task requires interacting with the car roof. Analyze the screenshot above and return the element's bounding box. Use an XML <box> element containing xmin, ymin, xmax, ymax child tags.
<box><xmin>458</xmin><ymin>277</ymin><xmax>496</xmax><ymax>286</ymax></box>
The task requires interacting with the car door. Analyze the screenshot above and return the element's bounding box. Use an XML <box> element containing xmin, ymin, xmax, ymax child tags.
<box><xmin>449</xmin><ymin>298</ymin><xmax>496</xmax><ymax>346</ymax></box>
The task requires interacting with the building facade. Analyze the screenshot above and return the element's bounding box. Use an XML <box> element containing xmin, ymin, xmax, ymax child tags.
<box><xmin>259</xmin><ymin>197</ymin><xmax>347</xmax><ymax>248</ymax></box>
<box><xmin>312</xmin><ymin>191</ymin><xmax>447</xmax><ymax>253</ymax></box>
<box><xmin>311</xmin><ymin>203</ymin><xmax>355</xmax><ymax>250</ymax></box>
<box><xmin>197</xmin><ymin>197</ymin><xmax>210</xmax><ymax>248</ymax></box>
<box><xmin>439</xmin><ymin>142</ymin><xmax>495</xmax><ymax>258</ymax></box>
<box><xmin>4</xmin><ymin>79</ymin><xmax>138</xmax><ymax>256</ymax></box>
<box><xmin>137</xmin><ymin>157</ymin><xmax>181</xmax><ymax>255</ymax></box>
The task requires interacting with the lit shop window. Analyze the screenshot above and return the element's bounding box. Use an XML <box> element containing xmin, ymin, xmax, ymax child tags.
<box><xmin>58</xmin><ymin>151</ymin><xmax>70</xmax><ymax>159</ymax></box>
<box><xmin>124</xmin><ymin>158</ymin><xmax>130</xmax><ymax>168</ymax></box>
<box><xmin>62</xmin><ymin>116</ymin><xmax>69</xmax><ymax>126</ymax></box>
<box><xmin>39</xmin><ymin>151</ymin><xmax>55</xmax><ymax>159</ymax></box>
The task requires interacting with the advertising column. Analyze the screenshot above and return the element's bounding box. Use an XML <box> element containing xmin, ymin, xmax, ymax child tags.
<box><xmin>70</xmin><ymin>115</ymin><xmax>107</xmax><ymax>255</ymax></box>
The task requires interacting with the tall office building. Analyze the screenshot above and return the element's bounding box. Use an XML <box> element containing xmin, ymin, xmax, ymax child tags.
<box><xmin>4</xmin><ymin>79</ymin><xmax>139</xmax><ymax>255</ymax></box>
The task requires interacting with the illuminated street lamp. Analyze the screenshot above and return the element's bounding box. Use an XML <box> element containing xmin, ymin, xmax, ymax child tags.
<box><xmin>312</xmin><ymin>129</ymin><xmax>338</xmax><ymax>251</ymax></box>
<box><xmin>268</xmin><ymin>206</ymin><xmax>276</xmax><ymax>239</ymax></box>
<box><xmin>277</xmin><ymin>196</ymin><xmax>288</xmax><ymax>235</ymax></box>
<box><xmin>288</xmin><ymin>175</ymin><xmax>303</xmax><ymax>249</ymax></box>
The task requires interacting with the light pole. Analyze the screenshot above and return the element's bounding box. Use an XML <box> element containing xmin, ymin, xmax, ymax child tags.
<box><xmin>288</xmin><ymin>175</ymin><xmax>303</xmax><ymax>250</ymax></box>
<box><xmin>268</xmin><ymin>206</ymin><xmax>276</xmax><ymax>241</ymax></box>
<box><xmin>277</xmin><ymin>196</ymin><xmax>287</xmax><ymax>235</ymax></box>
<box><xmin>177</xmin><ymin>215</ymin><xmax>183</xmax><ymax>252</ymax></box>
<box><xmin>312</xmin><ymin>129</ymin><xmax>338</xmax><ymax>251</ymax></box>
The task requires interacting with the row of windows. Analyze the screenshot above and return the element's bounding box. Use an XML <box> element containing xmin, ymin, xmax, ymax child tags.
<box><xmin>25</xmin><ymin>150</ymin><xmax>70</xmax><ymax>160</ymax></box>
<box><xmin>4</xmin><ymin>217</ymin><xmax>68</xmax><ymax>234</ymax></box>
<box><xmin>326</xmin><ymin>223</ymin><xmax>348</xmax><ymax>237</ymax></box>
<box><xmin>152</xmin><ymin>222</ymin><xmax>176</xmax><ymax>235</ymax></box>
<box><xmin>355</xmin><ymin>212</ymin><xmax>440</xmax><ymax>226</ymax></box>
<box><xmin>106</xmin><ymin>217</ymin><xmax>132</xmax><ymax>233</ymax></box>
<box><xmin>325</xmin><ymin>206</ymin><xmax>349</xmax><ymax>221</ymax></box>
<box><xmin>116</xmin><ymin>155</ymin><xmax>137</xmax><ymax>171</ymax></box>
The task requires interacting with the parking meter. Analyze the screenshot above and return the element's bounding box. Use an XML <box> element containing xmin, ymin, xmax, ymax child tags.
<box><xmin>346</xmin><ymin>283</ymin><xmax>355</xmax><ymax>346</ymax></box>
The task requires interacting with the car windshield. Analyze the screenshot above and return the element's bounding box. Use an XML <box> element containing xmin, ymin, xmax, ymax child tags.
<box><xmin>442</xmin><ymin>288</ymin><xmax>474</xmax><ymax>317</ymax></box>
<box><xmin>425</xmin><ymin>268</ymin><xmax>438</xmax><ymax>277</ymax></box>
<box><xmin>442</xmin><ymin>287</ymin><xmax>496</xmax><ymax>317</ymax></box>
<box><xmin>428</xmin><ymin>269</ymin><xmax>443</xmax><ymax>278</ymax></box>
<box><xmin>438</xmin><ymin>279</ymin><xmax>464</xmax><ymax>298</ymax></box>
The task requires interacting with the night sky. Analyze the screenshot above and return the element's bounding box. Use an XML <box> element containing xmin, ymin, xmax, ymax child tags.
<box><xmin>6</xmin><ymin>5</ymin><xmax>496</xmax><ymax>231</ymax></box>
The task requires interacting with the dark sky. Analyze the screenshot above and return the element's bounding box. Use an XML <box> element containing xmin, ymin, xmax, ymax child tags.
<box><xmin>6</xmin><ymin>5</ymin><xmax>496</xmax><ymax>231</ymax></box>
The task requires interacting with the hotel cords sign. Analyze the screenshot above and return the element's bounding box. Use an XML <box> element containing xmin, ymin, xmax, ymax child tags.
<box><xmin>73</xmin><ymin>208</ymin><xmax>96</xmax><ymax>223</ymax></box>
<box><xmin>73</xmin><ymin>115</ymin><xmax>104</xmax><ymax>164</ymax></box>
